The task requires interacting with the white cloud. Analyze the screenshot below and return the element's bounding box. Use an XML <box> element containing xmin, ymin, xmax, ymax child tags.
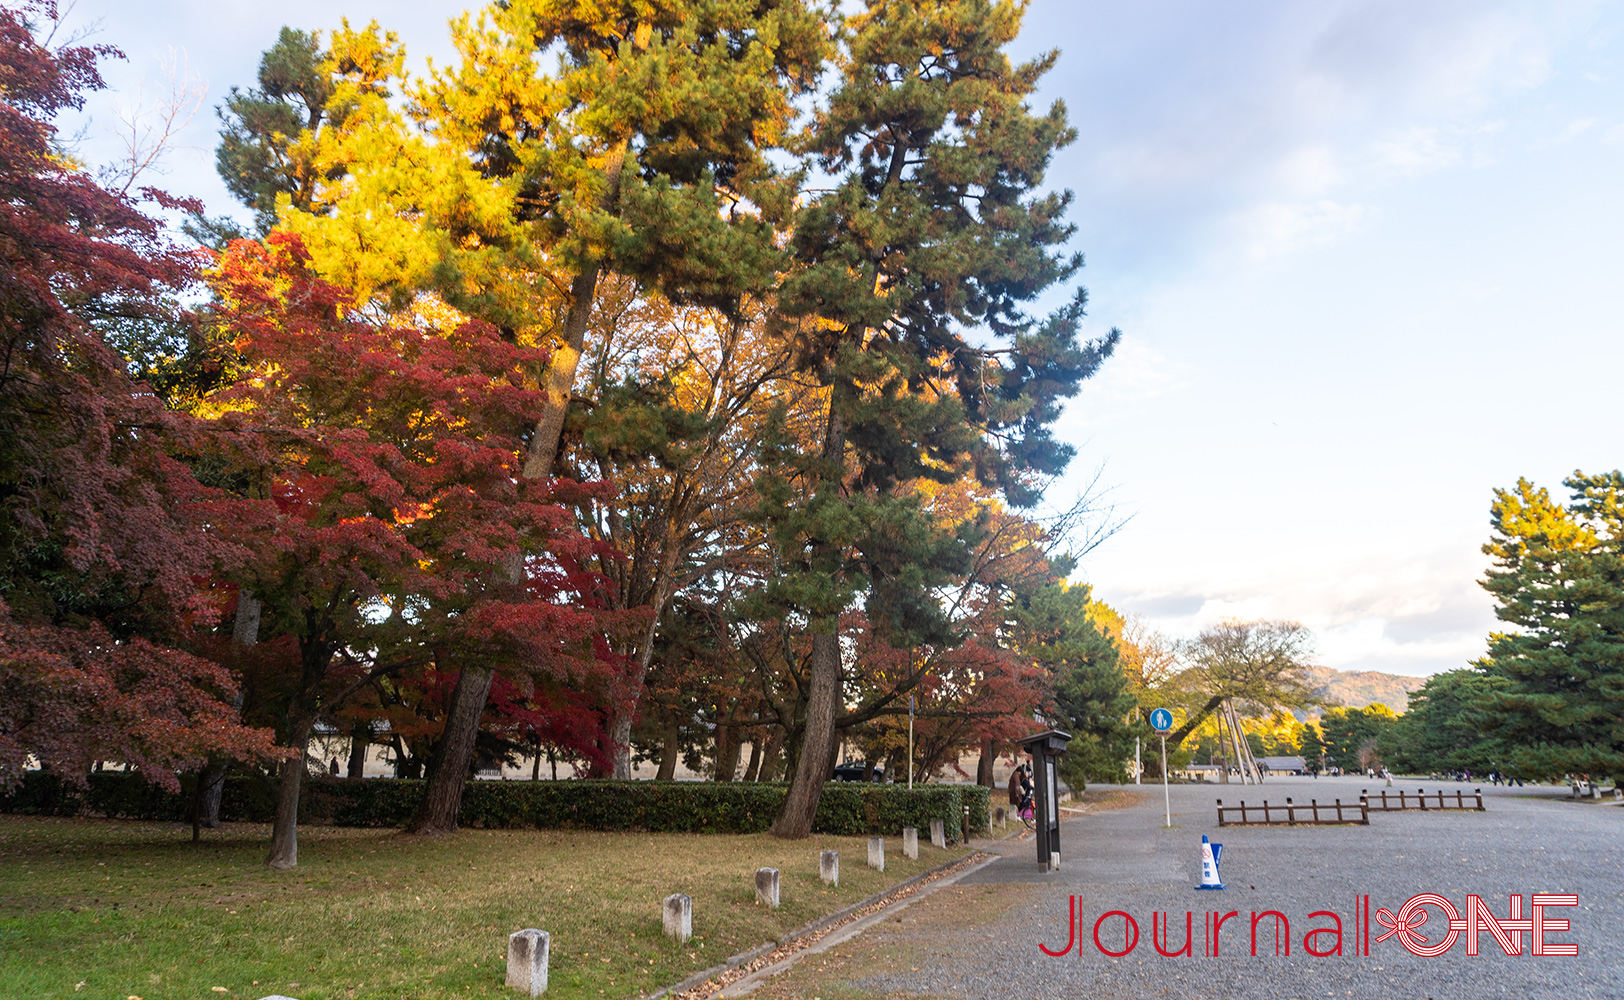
<box><xmin>1083</xmin><ymin>337</ymin><xmax>1187</xmax><ymax>406</ymax></box>
<box><xmin>1232</xmin><ymin>198</ymin><xmax>1369</xmax><ymax>261</ymax></box>
<box><xmin>1533</xmin><ymin>118</ymin><xmax>1597</xmax><ymax>149</ymax></box>
<box><xmin>1373</xmin><ymin>126</ymin><xmax>1464</xmax><ymax>177</ymax></box>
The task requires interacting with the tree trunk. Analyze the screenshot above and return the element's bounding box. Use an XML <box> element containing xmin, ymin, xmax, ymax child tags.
<box><xmin>771</xmin><ymin>631</ymin><xmax>841</xmax><ymax>837</ymax></box>
<box><xmin>976</xmin><ymin>741</ymin><xmax>995</xmax><ymax>787</ymax></box>
<box><xmin>346</xmin><ymin>722</ymin><xmax>369</xmax><ymax>779</ymax></box>
<box><xmin>411</xmin><ymin>144</ymin><xmax>630</xmax><ymax>825</ymax></box>
<box><xmin>266</xmin><ymin>712</ymin><xmax>315</xmax><ymax>870</ymax></box>
<box><xmin>200</xmin><ymin>592</ymin><xmax>262</xmax><ymax>829</ymax></box>
<box><xmin>1167</xmin><ymin>694</ymin><xmax>1225</xmax><ymax>751</ymax></box>
<box><xmin>714</xmin><ymin>724</ymin><xmax>741</xmax><ymax>782</ymax></box>
<box><xmin>655</xmin><ymin>717</ymin><xmax>681</xmax><ymax>781</ymax></box>
<box><xmin>408</xmin><ymin>665</ymin><xmax>494</xmax><ymax>834</ymax></box>
<box><xmin>755</xmin><ymin>732</ymin><xmax>781</xmax><ymax>782</ymax></box>
<box><xmin>741</xmin><ymin>738</ymin><xmax>763</xmax><ymax>782</ymax></box>
<box><xmin>771</xmin><ymin>395</ymin><xmax>847</xmax><ymax>838</ymax></box>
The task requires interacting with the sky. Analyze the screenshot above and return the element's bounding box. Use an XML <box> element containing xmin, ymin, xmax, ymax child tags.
<box><xmin>58</xmin><ymin>0</ymin><xmax>1624</xmax><ymax>679</ymax></box>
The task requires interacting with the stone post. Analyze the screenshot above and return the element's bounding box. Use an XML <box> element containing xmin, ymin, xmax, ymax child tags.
<box><xmin>902</xmin><ymin>827</ymin><xmax>918</xmax><ymax>860</ymax></box>
<box><xmin>867</xmin><ymin>836</ymin><xmax>885</xmax><ymax>872</ymax></box>
<box><xmin>995</xmin><ymin>806</ymin><xmax>1006</xmax><ymax>828</ymax></box>
<box><xmin>755</xmin><ymin>867</ymin><xmax>780</xmax><ymax>909</ymax></box>
<box><xmin>663</xmin><ymin>894</ymin><xmax>692</xmax><ymax>944</ymax></box>
<box><xmin>506</xmin><ymin>928</ymin><xmax>549</xmax><ymax>996</ymax></box>
<box><xmin>929</xmin><ymin>818</ymin><xmax>946</xmax><ymax>849</ymax></box>
<box><xmin>820</xmin><ymin>850</ymin><xmax>839</xmax><ymax>886</ymax></box>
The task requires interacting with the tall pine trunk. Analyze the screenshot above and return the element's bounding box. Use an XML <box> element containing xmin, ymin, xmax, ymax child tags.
<box><xmin>411</xmin><ymin>145</ymin><xmax>628</xmax><ymax>834</ymax></box>
<box><xmin>771</xmin><ymin>399</ymin><xmax>846</xmax><ymax>838</ymax></box>
<box><xmin>771</xmin><ymin>631</ymin><xmax>842</xmax><ymax>837</ymax></box>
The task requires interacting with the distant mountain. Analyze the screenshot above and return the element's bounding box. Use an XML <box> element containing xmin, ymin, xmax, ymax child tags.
<box><xmin>1302</xmin><ymin>665</ymin><xmax>1428</xmax><ymax>713</ymax></box>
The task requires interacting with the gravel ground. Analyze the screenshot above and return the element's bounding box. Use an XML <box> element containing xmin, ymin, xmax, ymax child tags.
<box><xmin>840</xmin><ymin>777</ymin><xmax>1624</xmax><ymax>1000</ymax></box>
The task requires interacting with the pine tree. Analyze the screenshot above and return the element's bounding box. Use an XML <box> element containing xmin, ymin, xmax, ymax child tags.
<box><xmin>761</xmin><ymin>0</ymin><xmax>1118</xmax><ymax>837</ymax></box>
<box><xmin>1477</xmin><ymin>473</ymin><xmax>1624</xmax><ymax>785</ymax></box>
<box><xmin>1013</xmin><ymin>584</ymin><xmax>1135</xmax><ymax>788</ymax></box>
<box><xmin>213</xmin><ymin>23</ymin><xmax>402</xmax><ymax>233</ymax></box>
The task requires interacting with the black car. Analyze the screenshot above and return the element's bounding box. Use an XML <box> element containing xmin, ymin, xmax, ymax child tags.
<box><xmin>830</xmin><ymin>761</ymin><xmax>886</xmax><ymax>782</ymax></box>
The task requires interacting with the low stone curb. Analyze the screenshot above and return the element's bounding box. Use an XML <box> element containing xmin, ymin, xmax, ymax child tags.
<box><xmin>646</xmin><ymin>850</ymin><xmax>990</xmax><ymax>1000</ymax></box>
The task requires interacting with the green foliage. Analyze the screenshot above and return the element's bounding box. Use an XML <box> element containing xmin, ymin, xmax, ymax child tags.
<box><xmin>1010</xmin><ymin>583</ymin><xmax>1135</xmax><ymax>787</ymax></box>
<box><xmin>2</xmin><ymin>772</ymin><xmax>987</xmax><ymax>842</ymax></box>
<box><xmin>757</xmin><ymin>0</ymin><xmax>1121</xmax><ymax>635</ymax></box>
<box><xmin>1475</xmin><ymin>472</ymin><xmax>1624</xmax><ymax>784</ymax></box>
<box><xmin>1317</xmin><ymin>704</ymin><xmax>1399</xmax><ymax>772</ymax></box>
<box><xmin>1385</xmin><ymin>669</ymin><xmax>1511</xmax><ymax>776</ymax></box>
<box><xmin>214</xmin><ymin>24</ymin><xmax>400</xmax><ymax>233</ymax></box>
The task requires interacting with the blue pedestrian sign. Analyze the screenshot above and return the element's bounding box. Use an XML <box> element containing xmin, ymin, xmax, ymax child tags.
<box><xmin>1149</xmin><ymin>708</ymin><xmax>1173</xmax><ymax>733</ymax></box>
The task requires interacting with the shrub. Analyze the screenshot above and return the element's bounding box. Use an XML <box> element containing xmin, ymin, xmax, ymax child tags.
<box><xmin>2</xmin><ymin>771</ymin><xmax>987</xmax><ymax>841</ymax></box>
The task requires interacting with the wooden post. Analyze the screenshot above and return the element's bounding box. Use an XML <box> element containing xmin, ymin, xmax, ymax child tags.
<box><xmin>1286</xmin><ymin>797</ymin><xmax>1295</xmax><ymax>825</ymax></box>
<box><xmin>1217</xmin><ymin>799</ymin><xmax>1226</xmax><ymax>827</ymax></box>
<box><xmin>1475</xmin><ymin>788</ymin><xmax>1484</xmax><ymax>811</ymax></box>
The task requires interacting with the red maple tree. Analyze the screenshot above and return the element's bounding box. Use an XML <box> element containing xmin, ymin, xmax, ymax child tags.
<box><xmin>0</xmin><ymin>2</ymin><xmax>281</xmax><ymax>789</ymax></box>
<box><xmin>206</xmin><ymin>234</ymin><xmax>632</xmax><ymax>866</ymax></box>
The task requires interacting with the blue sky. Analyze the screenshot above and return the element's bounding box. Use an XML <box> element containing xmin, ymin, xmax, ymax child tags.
<box><xmin>65</xmin><ymin>0</ymin><xmax>1624</xmax><ymax>678</ymax></box>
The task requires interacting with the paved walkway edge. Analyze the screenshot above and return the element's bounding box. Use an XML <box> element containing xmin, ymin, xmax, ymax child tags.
<box><xmin>647</xmin><ymin>850</ymin><xmax>993</xmax><ymax>1000</ymax></box>
<box><xmin>711</xmin><ymin>853</ymin><xmax>1003</xmax><ymax>998</ymax></box>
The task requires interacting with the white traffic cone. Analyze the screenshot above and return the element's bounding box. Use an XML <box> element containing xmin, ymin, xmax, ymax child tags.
<box><xmin>1196</xmin><ymin>834</ymin><xmax>1226</xmax><ymax>890</ymax></box>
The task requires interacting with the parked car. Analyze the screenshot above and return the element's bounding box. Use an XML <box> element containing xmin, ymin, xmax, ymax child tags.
<box><xmin>831</xmin><ymin>761</ymin><xmax>886</xmax><ymax>782</ymax></box>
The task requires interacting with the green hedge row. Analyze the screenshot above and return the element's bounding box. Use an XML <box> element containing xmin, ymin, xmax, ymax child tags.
<box><xmin>1</xmin><ymin>772</ymin><xmax>992</xmax><ymax>842</ymax></box>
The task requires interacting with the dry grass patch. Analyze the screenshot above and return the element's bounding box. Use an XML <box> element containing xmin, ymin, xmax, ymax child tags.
<box><xmin>0</xmin><ymin>816</ymin><xmax>967</xmax><ymax>1000</ymax></box>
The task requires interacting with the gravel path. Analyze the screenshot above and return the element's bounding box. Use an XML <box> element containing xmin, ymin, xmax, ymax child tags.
<box><xmin>845</xmin><ymin>777</ymin><xmax>1624</xmax><ymax>1000</ymax></box>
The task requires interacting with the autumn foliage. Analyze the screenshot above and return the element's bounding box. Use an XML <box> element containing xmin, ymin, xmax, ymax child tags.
<box><xmin>0</xmin><ymin>2</ymin><xmax>281</xmax><ymax>787</ymax></box>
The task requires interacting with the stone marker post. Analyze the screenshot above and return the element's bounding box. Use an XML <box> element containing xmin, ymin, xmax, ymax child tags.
<box><xmin>663</xmin><ymin>894</ymin><xmax>692</xmax><ymax>944</ymax></box>
<box><xmin>902</xmin><ymin>826</ymin><xmax>918</xmax><ymax>859</ymax></box>
<box><xmin>929</xmin><ymin>818</ymin><xmax>946</xmax><ymax>849</ymax></box>
<box><xmin>506</xmin><ymin>928</ymin><xmax>549</xmax><ymax>996</ymax></box>
<box><xmin>820</xmin><ymin>850</ymin><xmax>839</xmax><ymax>886</ymax></box>
<box><xmin>867</xmin><ymin>836</ymin><xmax>885</xmax><ymax>872</ymax></box>
<box><xmin>995</xmin><ymin>806</ymin><xmax>1006</xmax><ymax>828</ymax></box>
<box><xmin>755</xmin><ymin>867</ymin><xmax>780</xmax><ymax>909</ymax></box>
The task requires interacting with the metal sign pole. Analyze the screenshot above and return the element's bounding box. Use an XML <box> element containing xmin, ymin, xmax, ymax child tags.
<box><xmin>1161</xmin><ymin>734</ymin><xmax>1171</xmax><ymax>828</ymax></box>
<box><xmin>1135</xmin><ymin>736</ymin><xmax>1142</xmax><ymax>785</ymax></box>
<box><xmin>908</xmin><ymin>694</ymin><xmax>914</xmax><ymax>790</ymax></box>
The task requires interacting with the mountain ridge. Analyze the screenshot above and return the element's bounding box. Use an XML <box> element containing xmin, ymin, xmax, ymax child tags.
<box><xmin>1302</xmin><ymin>664</ymin><xmax>1428</xmax><ymax>713</ymax></box>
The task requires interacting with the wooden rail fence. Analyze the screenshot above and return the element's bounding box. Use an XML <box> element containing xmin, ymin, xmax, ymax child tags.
<box><xmin>1216</xmin><ymin>796</ymin><xmax>1368</xmax><ymax>827</ymax></box>
<box><xmin>1361</xmin><ymin>788</ymin><xmax>1485</xmax><ymax>812</ymax></box>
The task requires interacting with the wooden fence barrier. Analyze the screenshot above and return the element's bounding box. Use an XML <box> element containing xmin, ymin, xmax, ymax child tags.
<box><xmin>1216</xmin><ymin>796</ymin><xmax>1368</xmax><ymax>827</ymax></box>
<box><xmin>1360</xmin><ymin>788</ymin><xmax>1485</xmax><ymax>812</ymax></box>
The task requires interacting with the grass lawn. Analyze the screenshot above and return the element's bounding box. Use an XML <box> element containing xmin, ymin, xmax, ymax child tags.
<box><xmin>0</xmin><ymin>816</ymin><xmax>969</xmax><ymax>1000</ymax></box>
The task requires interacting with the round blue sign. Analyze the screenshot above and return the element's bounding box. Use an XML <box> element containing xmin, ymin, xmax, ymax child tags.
<box><xmin>1149</xmin><ymin>708</ymin><xmax>1173</xmax><ymax>733</ymax></box>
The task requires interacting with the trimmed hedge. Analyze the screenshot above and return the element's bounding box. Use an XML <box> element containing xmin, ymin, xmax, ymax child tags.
<box><xmin>1</xmin><ymin>772</ymin><xmax>993</xmax><ymax>842</ymax></box>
